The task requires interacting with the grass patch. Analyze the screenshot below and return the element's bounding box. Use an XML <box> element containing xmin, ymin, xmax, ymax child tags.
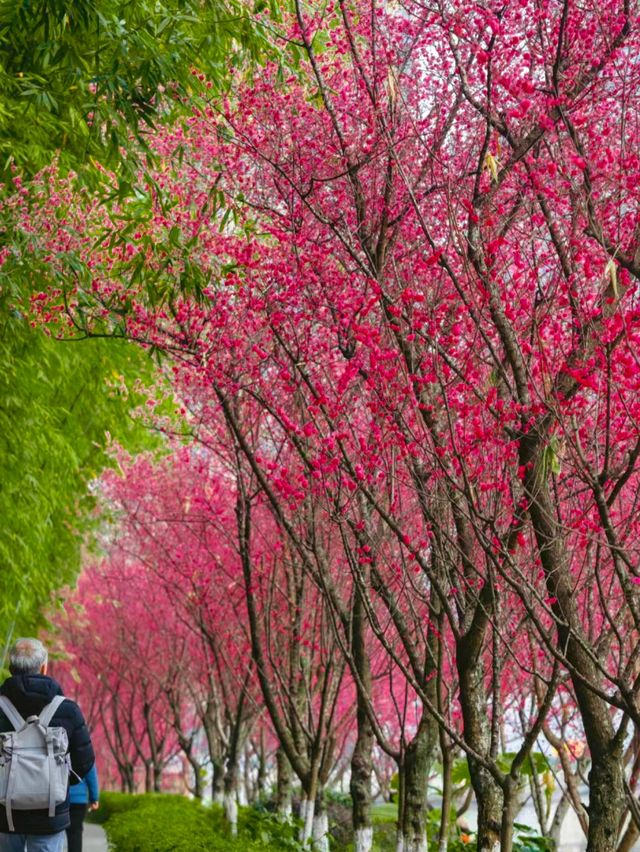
<box><xmin>370</xmin><ymin>803</ymin><xmax>398</xmax><ymax>825</ymax></box>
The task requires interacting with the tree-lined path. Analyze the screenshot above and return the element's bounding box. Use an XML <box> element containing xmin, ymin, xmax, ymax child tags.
<box><xmin>3</xmin><ymin>1</ymin><xmax>640</xmax><ymax>851</ymax></box>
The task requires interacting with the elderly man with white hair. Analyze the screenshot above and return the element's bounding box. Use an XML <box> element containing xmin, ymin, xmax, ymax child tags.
<box><xmin>0</xmin><ymin>638</ymin><xmax>95</xmax><ymax>852</ymax></box>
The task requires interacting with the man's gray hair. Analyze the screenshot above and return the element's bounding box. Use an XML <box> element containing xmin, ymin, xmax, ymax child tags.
<box><xmin>9</xmin><ymin>638</ymin><xmax>48</xmax><ymax>675</ymax></box>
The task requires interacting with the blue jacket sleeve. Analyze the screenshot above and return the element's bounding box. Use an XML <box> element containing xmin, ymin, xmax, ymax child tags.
<box><xmin>86</xmin><ymin>764</ymin><xmax>100</xmax><ymax>802</ymax></box>
<box><xmin>67</xmin><ymin>701</ymin><xmax>95</xmax><ymax>781</ymax></box>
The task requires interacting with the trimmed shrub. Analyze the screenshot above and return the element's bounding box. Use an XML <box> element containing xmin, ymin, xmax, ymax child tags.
<box><xmin>105</xmin><ymin>796</ymin><xmax>223</xmax><ymax>852</ymax></box>
<box><xmin>97</xmin><ymin>793</ymin><xmax>304</xmax><ymax>851</ymax></box>
<box><xmin>87</xmin><ymin>791</ymin><xmax>166</xmax><ymax>825</ymax></box>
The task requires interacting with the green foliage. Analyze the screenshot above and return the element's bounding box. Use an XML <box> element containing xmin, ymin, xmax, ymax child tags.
<box><xmin>323</xmin><ymin>789</ymin><xmax>353</xmax><ymax>808</ymax></box>
<box><xmin>0</xmin><ymin>0</ymin><xmax>281</xmax><ymax>651</ymax></box>
<box><xmin>365</xmin><ymin>801</ymin><xmax>552</xmax><ymax>852</ymax></box>
<box><xmin>421</xmin><ymin>811</ymin><xmax>552</xmax><ymax>852</ymax></box>
<box><xmin>97</xmin><ymin>793</ymin><xmax>307</xmax><ymax>851</ymax></box>
<box><xmin>0</xmin><ymin>0</ymin><xmax>282</xmax><ymax>178</ymax></box>
<box><xmin>370</xmin><ymin>803</ymin><xmax>398</xmax><ymax>826</ymax></box>
<box><xmin>239</xmin><ymin>807</ymin><xmax>303</xmax><ymax>849</ymax></box>
<box><xmin>92</xmin><ymin>793</ymin><xmax>555</xmax><ymax>852</ymax></box>
<box><xmin>88</xmin><ymin>791</ymin><xmax>161</xmax><ymax>824</ymax></box>
<box><xmin>450</xmin><ymin>756</ymin><xmax>472</xmax><ymax>786</ymax></box>
<box><xmin>104</xmin><ymin>795</ymin><xmax>228</xmax><ymax>852</ymax></box>
<box><xmin>0</xmin><ymin>310</ymin><xmax>163</xmax><ymax>644</ymax></box>
<box><xmin>0</xmin><ymin>0</ymin><xmax>255</xmax><ymax>653</ymax></box>
<box><xmin>512</xmin><ymin>823</ymin><xmax>555</xmax><ymax>852</ymax></box>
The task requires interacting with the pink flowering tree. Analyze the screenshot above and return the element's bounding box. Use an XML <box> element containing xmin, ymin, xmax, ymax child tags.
<box><xmin>55</xmin><ymin>559</ymin><xmax>179</xmax><ymax>793</ymax></box>
<box><xmin>98</xmin><ymin>452</ymin><xmax>261</xmax><ymax>814</ymax></box>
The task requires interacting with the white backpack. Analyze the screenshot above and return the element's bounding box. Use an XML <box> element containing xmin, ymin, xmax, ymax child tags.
<box><xmin>0</xmin><ymin>695</ymin><xmax>70</xmax><ymax>830</ymax></box>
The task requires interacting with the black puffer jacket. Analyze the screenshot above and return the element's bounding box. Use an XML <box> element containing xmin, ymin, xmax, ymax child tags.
<box><xmin>0</xmin><ymin>674</ymin><xmax>95</xmax><ymax>834</ymax></box>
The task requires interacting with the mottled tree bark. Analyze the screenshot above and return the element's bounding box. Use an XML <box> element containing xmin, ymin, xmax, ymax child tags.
<box><xmin>312</xmin><ymin>791</ymin><xmax>330</xmax><ymax>852</ymax></box>
<box><xmin>499</xmin><ymin>777</ymin><xmax>518</xmax><ymax>852</ymax></box>
<box><xmin>548</xmin><ymin>792</ymin><xmax>571</xmax><ymax>849</ymax></box>
<box><xmin>437</xmin><ymin>740</ymin><xmax>453</xmax><ymax>852</ymax></box>
<box><xmin>211</xmin><ymin>758</ymin><xmax>225</xmax><ymax>805</ymax></box>
<box><xmin>143</xmin><ymin>761</ymin><xmax>152</xmax><ymax>794</ymax></box>
<box><xmin>457</xmin><ymin>619</ymin><xmax>503</xmax><ymax>852</ymax></box>
<box><xmin>276</xmin><ymin>748</ymin><xmax>293</xmax><ymax>817</ymax></box>
<box><xmin>618</xmin><ymin>817</ymin><xmax>640</xmax><ymax>852</ymax></box>
<box><xmin>120</xmin><ymin>764</ymin><xmax>135</xmax><ymax>794</ymax></box>
<box><xmin>223</xmin><ymin>757</ymin><xmax>239</xmax><ymax>837</ymax></box>
<box><xmin>152</xmin><ymin>764</ymin><xmax>162</xmax><ymax>793</ymax></box>
<box><xmin>397</xmin><ymin>710</ymin><xmax>437</xmax><ymax>852</ymax></box>
<box><xmin>586</xmin><ymin>749</ymin><xmax>625</xmax><ymax>852</ymax></box>
<box><xmin>257</xmin><ymin>732</ymin><xmax>267</xmax><ymax>800</ymax></box>
<box><xmin>522</xmin><ymin>451</ymin><xmax>626</xmax><ymax>852</ymax></box>
<box><xmin>350</xmin><ymin>592</ymin><xmax>375</xmax><ymax>852</ymax></box>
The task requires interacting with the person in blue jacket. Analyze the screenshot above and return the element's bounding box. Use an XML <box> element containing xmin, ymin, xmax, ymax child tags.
<box><xmin>66</xmin><ymin>765</ymin><xmax>99</xmax><ymax>852</ymax></box>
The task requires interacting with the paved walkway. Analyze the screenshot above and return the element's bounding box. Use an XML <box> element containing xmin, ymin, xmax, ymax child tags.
<box><xmin>63</xmin><ymin>823</ymin><xmax>108</xmax><ymax>852</ymax></box>
<box><xmin>84</xmin><ymin>824</ymin><xmax>108</xmax><ymax>851</ymax></box>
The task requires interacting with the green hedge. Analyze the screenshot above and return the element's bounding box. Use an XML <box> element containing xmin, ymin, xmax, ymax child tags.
<box><xmin>96</xmin><ymin>793</ymin><xmax>302</xmax><ymax>851</ymax></box>
<box><xmin>105</xmin><ymin>797</ymin><xmax>225</xmax><ymax>852</ymax></box>
<box><xmin>88</xmin><ymin>791</ymin><xmax>161</xmax><ymax>825</ymax></box>
<box><xmin>95</xmin><ymin>792</ymin><xmax>550</xmax><ymax>852</ymax></box>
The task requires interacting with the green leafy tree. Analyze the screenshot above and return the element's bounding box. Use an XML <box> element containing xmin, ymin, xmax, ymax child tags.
<box><xmin>0</xmin><ymin>307</ymin><xmax>165</xmax><ymax>645</ymax></box>
<box><xmin>0</xmin><ymin>0</ymin><xmax>276</xmax><ymax>641</ymax></box>
<box><xmin>0</xmin><ymin>0</ymin><xmax>279</xmax><ymax>177</ymax></box>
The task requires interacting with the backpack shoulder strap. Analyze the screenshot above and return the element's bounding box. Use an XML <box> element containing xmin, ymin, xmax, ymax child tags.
<box><xmin>0</xmin><ymin>696</ymin><xmax>25</xmax><ymax>731</ymax></box>
<box><xmin>38</xmin><ymin>695</ymin><xmax>66</xmax><ymax>728</ymax></box>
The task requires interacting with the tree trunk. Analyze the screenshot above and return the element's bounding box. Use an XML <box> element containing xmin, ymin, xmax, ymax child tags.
<box><xmin>500</xmin><ymin>777</ymin><xmax>518</xmax><ymax>852</ymax></box>
<box><xmin>398</xmin><ymin>709</ymin><xmax>436</xmax><ymax>852</ymax></box>
<box><xmin>350</xmin><ymin>592</ymin><xmax>374</xmax><ymax>852</ymax></box>
<box><xmin>586</xmin><ymin>748</ymin><xmax>625</xmax><ymax>852</ymax></box>
<box><xmin>224</xmin><ymin>757</ymin><xmax>239</xmax><ymax>836</ymax></box>
<box><xmin>120</xmin><ymin>763</ymin><xmax>135</xmax><ymax>794</ymax></box>
<box><xmin>457</xmin><ymin>630</ymin><xmax>503</xmax><ymax>852</ymax></box>
<box><xmin>224</xmin><ymin>668</ymin><xmax>249</xmax><ymax>835</ymax></box>
<box><xmin>300</xmin><ymin>795</ymin><xmax>316</xmax><ymax>844</ymax></box>
<box><xmin>276</xmin><ymin>748</ymin><xmax>293</xmax><ymax>817</ymax></box>
<box><xmin>142</xmin><ymin>701</ymin><xmax>163</xmax><ymax>793</ymax></box>
<box><xmin>203</xmin><ymin>711</ymin><xmax>225</xmax><ymax>805</ymax></box>
<box><xmin>617</xmin><ymin>816</ymin><xmax>640</xmax><ymax>852</ymax></box>
<box><xmin>473</xmin><ymin>767</ymin><xmax>503</xmax><ymax>851</ymax></box>
<box><xmin>190</xmin><ymin>757</ymin><xmax>203</xmax><ymax>799</ymax></box>
<box><xmin>211</xmin><ymin>758</ymin><xmax>224</xmax><ymax>805</ymax></box>
<box><xmin>257</xmin><ymin>732</ymin><xmax>267</xmax><ymax>800</ymax></box>
<box><xmin>153</xmin><ymin>763</ymin><xmax>162</xmax><ymax>793</ymax></box>
<box><xmin>176</xmin><ymin>729</ymin><xmax>202</xmax><ymax>799</ymax></box>
<box><xmin>549</xmin><ymin>790</ymin><xmax>570</xmax><ymax>848</ymax></box>
<box><xmin>144</xmin><ymin>761</ymin><xmax>152</xmax><ymax>794</ymax></box>
<box><xmin>354</xmin><ymin>825</ymin><xmax>374</xmax><ymax>852</ymax></box>
<box><xmin>521</xmin><ymin>441</ymin><xmax>627</xmax><ymax>851</ymax></box>
<box><xmin>243</xmin><ymin>744</ymin><xmax>253</xmax><ymax>804</ymax></box>
<box><xmin>312</xmin><ymin>792</ymin><xmax>330</xmax><ymax>852</ymax></box>
<box><xmin>437</xmin><ymin>741</ymin><xmax>453</xmax><ymax>852</ymax></box>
